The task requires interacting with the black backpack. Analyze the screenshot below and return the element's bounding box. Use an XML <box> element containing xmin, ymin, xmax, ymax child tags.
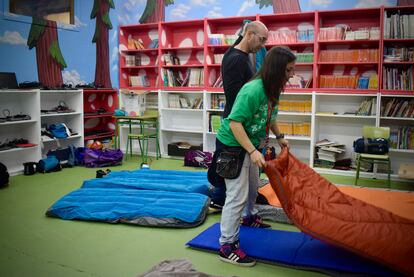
<box><xmin>0</xmin><ymin>162</ymin><xmax>9</xmax><ymax>188</ymax></box>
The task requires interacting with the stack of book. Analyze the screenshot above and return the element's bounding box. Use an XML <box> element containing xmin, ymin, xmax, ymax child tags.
<box><xmin>356</xmin><ymin>98</ymin><xmax>376</xmax><ymax>116</ymax></box>
<box><xmin>212</xmin><ymin>75</ymin><xmax>223</xmax><ymax>88</ymax></box>
<box><xmin>382</xmin><ymin>66</ymin><xmax>413</xmax><ymax>91</ymax></box>
<box><xmin>209</xmin><ymin>114</ymin><xmax>223</xmax><ymax>132</ymax></box>
<box><xmin>384</xmin><ymin>47</ymin><xmax>414</xmax><ymax>62</ymax></box>
<box><xmin>381</xmin><ymin>98</ymin><xmax>414</xmax><ymax>118</ymax></box>
<box><xmin>211</xmin><ymin>94</ymin><xmax>225</xmax><ymax>109</ymax></box>
<box><xmin>129</xmin><ymin>75</ymin><xmax>150</xmax><ymax>87</ymax></box>
<box><xmin>314</xmin><ymin>139</ymin><xmax>346</xmax><ymax>169</ymax></box>
<box><xmin>384</xmin><ymin>11</ymin><xmax>414</xmax><ymax>39</ymax></box>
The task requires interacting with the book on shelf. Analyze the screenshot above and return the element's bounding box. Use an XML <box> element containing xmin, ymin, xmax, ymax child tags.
<box><xmin>168</xmin><ymin>94</ymin><xmax>181</xmax><ymax>108</ymax></box>
<box><xmin>383</xmin><ymin>98</ymin><xmax>414</xmax><ymax>118</ymax></box>
<box><xmin>294</xmin><ymin>52</ymin><xmax>314</xmax><ymax>63</ymax></box>
<box><xmin>286</xmin><ymin>74</ymin><xmax>311</xmax><ymax>89</ymax></box>
<box><xmin>356</xmin><ymin>98</ymin><xmax>376</xmax><ymax>116</ymax></box>
<box><xmin>163</xmin><ymin>53</ymin><xmax>180</xmax><ymax>66</ymax></box>
<box><xmin>382</xmin><ymin>66</ymin><xmax>413</xmax><ymax>91</ymax></box>
<box><xmin>212</xmin><ymin>75</ymin><xmax>223</xmax><ymax>88</ymax></box>
<box><xmin>319</xmin><ymin>49</ymin><xmax>379</xmax><ymax>63</ymax></box>
<box><xmin>209</xmin><ymin>114</ymin><xmax>223</xmax><ymax>132</ymax></box>
<box><xmin>188</xmin><ymin>68</ymin><xmax>203</xmax><ymax>87</ymax></box>
<box><xmin>192</xmin><ymin>97</ymin><xmax>203</xmax><ymax>109</ymax></box>
<box><xmin>390</xmin><ymin>127</ymin><xmax>414</xmax><ymax>150</ymax></box>
<box><xmin>384</xmin><ymin>47</ymin><xmax>414</xmax><ymax>62</ymax></box>
<box><xmin>277</xmin><ymin>121</ymin><xmax>310</xmax><ymax>136</ymax></box>
<box><xmin>279</xmin><ymin>100</ymin><xmax>312</xmax><ymax>113</ymax></box>
<box><xmin>179</xmin><ymin>97</ymin><xmax>189</xmax><ymax>108</ymax></box>
<box><xmin>129</xmin><ymin>75</ymin><xmax>150</xmax><ymax>87</ymax></box>
<box><xmin>384</xmin><ymin>11</ymin><xmax>414</xmax><ymax>39</ymax></box>
<box><xmin>211</xmin><ymin>94</ymin><xmax>225</xmax><ymax>109</ymax></box>
<box><xmin>128</xmin><ymin>37</ymin><xmax>145</xmax><ymax>50</ymax></box>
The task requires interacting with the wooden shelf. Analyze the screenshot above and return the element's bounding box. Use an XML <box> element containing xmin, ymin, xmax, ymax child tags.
<box><xmin>318</xmin><ymin>62</ymin><xmax>378</xmax><ymax>65</ymax></box>
<box><xmin>160</xmin><ymin>46</ymin><xmax>204</xmax><ymax>51</ymax></box>
<box><xmin>318</xmin><ymin>39</ymin><xmax>379</xmax><ymax>45</ymax></box>
<box><xmin>121</xmin><ymin>49</ymin><xmax>158</xmax><ymax>53</ymax></box>
<box><xmin>121</xmin><ymin>66</ymin><xmax>158</xmax><ymax>69</ymax></box>
<box><xmin>162</xmin><ymin>64</ymin><xmax>203</xmax><ymax>68</ymax></box>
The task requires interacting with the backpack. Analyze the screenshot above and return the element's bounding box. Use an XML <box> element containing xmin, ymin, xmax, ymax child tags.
<box><xmin>83</xmin><ymin>148</ymin><xmax>123</xmax><ymax>168</ymax></box>
<box><xmin>353</xmin><ymin>137</ymin><xmax>389</xmax><ymax>155</ymax></box>
<box><xmin>184</xmin><ymin>150</ymin><xmax>213</xmax><ymax>168</ymax></box>
<box><xmin>37</xmin><ymin>156</ymin><xmax>61</xmax><ymax>173</ymax></box>
<box><xmin>0</xmin><ymin>162</ymin><xmax>9</xmax><ymax>188</ymax></box>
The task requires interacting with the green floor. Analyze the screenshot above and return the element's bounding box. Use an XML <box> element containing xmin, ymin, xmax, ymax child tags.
<box><xmin>0</xmin><ymin>156</ymin><xmax>412</xmax><ymax>277</ymax></box>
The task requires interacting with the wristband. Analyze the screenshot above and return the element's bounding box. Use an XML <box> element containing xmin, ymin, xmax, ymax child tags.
<box><xmin>275</xmin><ymin>133</ymin><xmax>285</xmax><ymax>139</ymax></box>
<box><xmin>248</xmin><ymin>149</ymin><xmax>256</xmax><ymax>155</ymax></box>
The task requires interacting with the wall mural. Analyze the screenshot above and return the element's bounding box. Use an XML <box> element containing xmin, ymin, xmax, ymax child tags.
<box><xmin>0</xmin><ymin>0</ymin><xmax>403</xmax><ymax>89</ymax></box>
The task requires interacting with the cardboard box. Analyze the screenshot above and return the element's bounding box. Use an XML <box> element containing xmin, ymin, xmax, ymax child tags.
<box><xmin>168</xmin><ymin>142</ymin><xmax>203</xmax><ymax>157</ymax></box>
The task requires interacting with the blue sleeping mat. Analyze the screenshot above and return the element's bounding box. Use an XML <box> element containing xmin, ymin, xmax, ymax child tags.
<box><xmin>82</xmin><ymin>169</ymin><xmax>210</xmax><ymax>195</ymax></box>
<box><xmin>47</xmin><ymin>188</ymin><xmax>209</xmax><ymax>227</ymax></box>
<box><xmin>187</xmin><ymin>223</ymin><xmax>399</xmax><ymax>276</ymax></box>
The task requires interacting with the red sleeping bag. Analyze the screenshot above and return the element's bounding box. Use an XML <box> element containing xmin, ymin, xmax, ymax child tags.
<box><xmin>264</xmin><ymin>148</ymin><xmax>414</xmax><ymax>275</ymax></box>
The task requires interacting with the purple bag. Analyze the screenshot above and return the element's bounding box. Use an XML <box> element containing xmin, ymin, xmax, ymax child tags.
<box><xmin>83</xmin><ymin>148</ymin><xmax>123</xmax><ymax>168</ymax></box>
<box><xmin>184</xmin><ymin>150</ymin><xmax>213</xmax><ymax>168</ymax></box>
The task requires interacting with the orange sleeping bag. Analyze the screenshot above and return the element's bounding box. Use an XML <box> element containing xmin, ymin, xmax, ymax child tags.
<box><xmin>264</xmin><ymin>148</ymin><xmax>414</xmax><ymax>275</ymax></box>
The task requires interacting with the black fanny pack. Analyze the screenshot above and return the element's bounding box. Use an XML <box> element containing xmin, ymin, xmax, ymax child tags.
<box><xmin>216</xmin><ymin>147</ymin><xmax>246</xmax><ymax>179</ymax></box>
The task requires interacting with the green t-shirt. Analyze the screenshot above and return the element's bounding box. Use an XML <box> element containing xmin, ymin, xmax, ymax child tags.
<box><xmin>217</xmin><ymin>78</ymin><xmax>278</xmax><ymax>147</ymax></box>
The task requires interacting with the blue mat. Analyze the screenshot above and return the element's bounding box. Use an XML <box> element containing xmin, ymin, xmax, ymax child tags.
<box><xmin>187</xmin><ymin>223</ymin><xmax>399</xmax><ymax>276</ymax></box>
<box><xmin>82</xmin><ymin>169</ymin><xmax>210</xmax><ymax>195</ymax></box>
<box><xmin>47</xmin><ymin>188</ymin><xmax>209</xmax><ymax>227</ymax></box>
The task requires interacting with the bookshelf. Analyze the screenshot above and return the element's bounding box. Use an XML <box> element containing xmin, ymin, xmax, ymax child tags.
<box><xmin>40</xmin><ymin>90</ymin><xmax>84</xmax><ymax>155</ymax></box>
<box><xmin>0</xmin><ymin>89</ymin><xmax>41</xmax><ymax>175</ymax></box>
<box><xmin>118</xmin><ymin>5</ymin><xmax>414</xmax><ymax>181</ymax></box>
<box><xmin>83</xmin><ymin>89</ymin><xmax>118</xmax><ymax>142</ymax></box>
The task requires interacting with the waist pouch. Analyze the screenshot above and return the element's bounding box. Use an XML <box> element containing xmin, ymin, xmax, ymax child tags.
<box><xmin>216</xmin><ymin>147</ymin><xmax>246</xmax><ymax>179</ymax></box>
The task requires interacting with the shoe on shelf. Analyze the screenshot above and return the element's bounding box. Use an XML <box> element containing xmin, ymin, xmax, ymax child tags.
<box><xmin>208</xmin><ymin>200</ymin><xmax>223</xmax><ymax>214</ymax></box>
<box><xmin>241</xmin><ymin>214</ymin><xmax>271</xmax><ymax>228</ymax></box>
<box><xmin>219</xmin><ymin>240</ymin><xmax>256</xmax><ymax>267</ymax></box>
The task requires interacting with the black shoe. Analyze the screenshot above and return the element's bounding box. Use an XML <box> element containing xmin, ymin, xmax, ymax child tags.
<box><xmin>96</xmin><ymin>170</ymin><xmax>106</xmax><ymax>178</ymax></box>
<box><xmin>208</xmin><ymin>201</ymin><xmax>223</xmax><ymax>213</ymax></box>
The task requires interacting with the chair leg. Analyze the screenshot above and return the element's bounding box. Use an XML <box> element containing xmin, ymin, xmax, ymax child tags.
<box><xmin>355</xmin><ymin>156</ymin><xmax>361</xmax><ymax>186</ymax></box>
<box><xmin>129</xmin><ymin>137</ymin><xmax>133</xmax><ymax>158</ymax></box>
<box><xmin>156</xmin><ymin>134</ymin><xmax>161</xmax><ymax>159</ymax></box>
<box><xmin>387</xmin><ymin>159</ymin><xmax>391</xmax><ymax>189</ymax></box>
<box><xmin>125</xmin><ymin>136</ymin><xmax>129</xmax><ymax>161</ymax></box>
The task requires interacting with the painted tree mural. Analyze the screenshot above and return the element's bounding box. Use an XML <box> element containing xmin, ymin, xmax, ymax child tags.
<box><xmin>397</xmin><ymin>0</ymin><xmax>414</xmax><ymax>5</ymax></box>
<box><xmin>91</xmin><ymin>0</ymin><xmax>114</xmax><ymax>88</ymax></box>
<box><xmin>27</xmin><ymin>18</ymin><xmax>66</xmax><ymax>88</ymax></box>
<box><xmin>139</xmin><ymin>0</ymin><xmax>174</xmax><ymax>24</ymax></box>
<box><xmin>256</xmin><ymin>0</ymin><xmax>301</xmax><ymax>13</ymax></box>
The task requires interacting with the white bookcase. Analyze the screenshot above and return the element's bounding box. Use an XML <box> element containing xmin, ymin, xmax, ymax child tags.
<box><xmin>158</xmin><ymin>90</ymin><xmax>204</xmax><ymax>156</ymax></box>
<box><xmin>0</xmin><ymin>89</ymin><xmax>41</xmax><ymax>175</ymax></box>
<box><xmin>155</xmin><ymin>89</ymin><xmax>413</xmax><ymax>181</ymax></box>
<box><xmin>40</xmin><ymin>90</ymin><xmax>84</xmax><ymax>155</ymax></box>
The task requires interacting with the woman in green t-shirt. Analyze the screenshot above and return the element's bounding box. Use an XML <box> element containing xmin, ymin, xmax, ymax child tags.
<box><xmin>217</xmin><ymin>46</ymin><xmax>296</xmax><ymax>267</ymax></box>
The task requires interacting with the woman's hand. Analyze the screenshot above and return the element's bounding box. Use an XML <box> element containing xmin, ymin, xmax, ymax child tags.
<box><xmin>249</xmin><ymin>150</ymin><xmax>266</xmax><ymax>168</ymax></box>
<box><xmin>277</xmin><ymin>138</ymin><xmax>289</xmax><ymax>148</ymax></box>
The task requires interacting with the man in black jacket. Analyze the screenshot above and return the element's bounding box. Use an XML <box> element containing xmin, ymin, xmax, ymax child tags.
<box><xmin>208</xmin><ymin>21</ymin><xmax>268</xmax><ymax>211</ymax></box>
